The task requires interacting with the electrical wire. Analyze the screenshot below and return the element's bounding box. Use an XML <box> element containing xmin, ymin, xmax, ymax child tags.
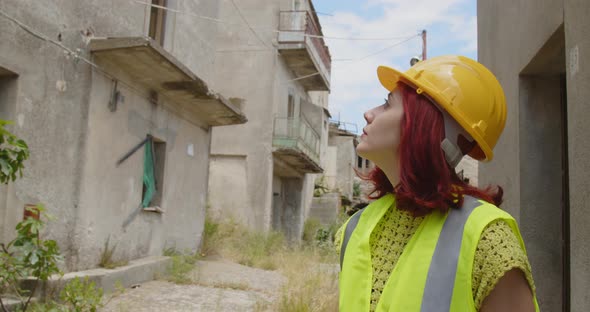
<box><xmin>133</xmin><ymin>1</ymin><xmax>419</xmax><ymax>42</ymax></box>
<box><xmin>332</xmin><ymin>34</ymin><xmax>420</xmax><ymax>63</ymax></box>
<box><xmin>135</xmin><ymin>0</ymin><xmax>226</xmax><ymax>24</ymax></box>
<box><xmin>229</xmin><ymin>0</ymin><xmax>274</xmax><ymax>49</ymax></box>
<box><xmin>0</xmin><ymin>9</ymin><xmax>101</xmax><ymax>69</ymax></box>
<box><xmin>0</xmin><ymin>8</ymin><xmax>319</xmax><ymax>109</ymax></box>
<box><xmin>0</xmin><ymin>8</ymin><xmax>183</xmax><ymax>111</ymax></box>
<box><xmin>306</xmin><ymin>33</ymin><xmax>421</xmax><ymax>41</ymax></box>
<box><xmin>290</xmin><ymin>72</ymin><xmax>320</xmax><ymax>81</ymax></box>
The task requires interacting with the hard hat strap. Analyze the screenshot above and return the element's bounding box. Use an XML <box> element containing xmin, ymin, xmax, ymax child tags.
<box><xmin>411</xmin><ymin>86</ymin><xmax>476</xmax><ymax>168</ymax></box>
<box><xmin>440</xmin><ymin>111</ymin><xmax>474</xmax><ymax>168</ymax></box>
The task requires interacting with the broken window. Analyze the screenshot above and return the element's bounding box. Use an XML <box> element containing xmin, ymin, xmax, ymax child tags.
<box><xmin>142</xmin><ymin>137</ymin><xmax>166</xmax><ymax>210</ymax></box>
<box><xmin>148</xmin><ymin>0</ymin><xmax>167</xmax><ymax>46</ymax></box>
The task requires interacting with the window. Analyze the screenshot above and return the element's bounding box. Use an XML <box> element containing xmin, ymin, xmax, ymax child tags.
<box><xmin>357</xmin><ymin>156</ymin><xmax>363</xmax><ymax>169</ymax></box>
<box><xmin>288</xmin><ymin>94</ymin><xmax>295</xmax><ymax>118</ymax></box>
<box><xmin>142</xmin><ymin>137</ymin><xmax>166</xmax><ymax>211</ymax></box>
<box><xmin>0</xmin><ymin>67</ymin><xmax>18</xmax><ymax>238</ymax></box>
<box><xmin>0</xmin><ymin>67</ymin><xmax>18</xmax><ymax>120</ymax></box>
<box><xmin>148</xmin><ymin>0</ymin><xmax>167</xmax><ymax>46</ymax></box>
<box><xmin>365</xmin><ymin>159</ymin><xmax>370</xmax><ymax>169</ymax></box>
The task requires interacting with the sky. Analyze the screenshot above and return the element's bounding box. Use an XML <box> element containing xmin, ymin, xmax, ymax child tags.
<box><xmin>312</xmin><ymin>0</ymin><xmax>478</xmax><ymax>134</ymax></box>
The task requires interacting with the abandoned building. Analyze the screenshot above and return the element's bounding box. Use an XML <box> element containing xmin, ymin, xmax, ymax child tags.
<box><xmin>207</xmin><ymin>0</ymin><xmax>332</xmax><ymax>241</ymax></box>
<box><xmin>0</xmin><ymin>1</ymin><xmax>246</xmax><ymax>271</ymax></box>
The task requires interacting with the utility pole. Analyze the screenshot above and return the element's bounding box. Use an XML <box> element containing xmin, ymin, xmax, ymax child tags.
<box><xmin>421</xmin><ymin>29</ymin><xmax>427</xmax><ymax>61</ymax></box>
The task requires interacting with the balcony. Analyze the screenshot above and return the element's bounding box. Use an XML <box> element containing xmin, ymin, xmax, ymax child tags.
<box><xmin>278</xmin><ymin>11</ymin><xmax>331</xmax><ymax>91</ymax></box>
<box><xmin>89</xmin><ymin>37</ymin><xmax>247</xmax><ymax>127</ymax></box>
<box><xmin>273</xmin><ymin>117</ymin><xmax>323</xmax><ymax>175</ymax></box>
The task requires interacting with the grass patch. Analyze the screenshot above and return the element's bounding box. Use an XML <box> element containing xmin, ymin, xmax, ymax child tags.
<box><xmin>202</xmin><ymin>216</ymin><xmax>342</xmax><ymax>312</ymax></box>
<box><xmin>209</xmin><ymin>281</ymin><xmax>250</xmax><ymax>291</ymax></box>
<box><xmin>273</xmin><ymin>248</ymin><xmax>339</xmax><ymax>312</ymax></box>
<box><xmin>200</xmin><ymin>217</ymin><xmax>285</xmax><ymax>270</ymax></box>
<box><xmin>163</xmin><ymin>249</ymin><xmax>200</xmax><ymax>284</ymax></box>
<box><xmin>302</xmin><ymin>218</ymin><xmax>322</xmax><ymax>242</ymax></box>
<box><xmin>99</xmin><ymin>237</ymin><xmax>128</xmax><ymax>269</ymax></box>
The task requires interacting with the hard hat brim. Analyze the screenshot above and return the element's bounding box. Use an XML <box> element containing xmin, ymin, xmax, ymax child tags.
<box><xmin>377</xmin><ymin>65</ymin><xmax>402</xmax><ymax>93</ymax></box>
<box><xmin>376</xmin><ymin>65</ymin><xmax>494</xmax><ymax>162</ymax></box>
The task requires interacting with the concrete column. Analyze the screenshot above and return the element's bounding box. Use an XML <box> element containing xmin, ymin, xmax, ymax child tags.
<box><xmin>518</xmin><ymin>76</ymin><xmax>564</xmax><ymax>311</ymax></box>
<box><xmin>565</xmin><ymin>0</ymin><xmax>590</xmax><ymax>310</ymax></box>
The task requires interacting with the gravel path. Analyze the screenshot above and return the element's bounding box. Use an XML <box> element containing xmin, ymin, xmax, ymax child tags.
<box><xmin>101</xmin><ymin>260</ymin><xmax>286</xmax><ymax>312</ymax></box>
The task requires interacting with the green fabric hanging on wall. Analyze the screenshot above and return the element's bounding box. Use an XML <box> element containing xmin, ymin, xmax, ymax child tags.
<box><xmin>142</xmin><ymin>138</ymin><xmax>156</xmax><ymax>208</ymax></box>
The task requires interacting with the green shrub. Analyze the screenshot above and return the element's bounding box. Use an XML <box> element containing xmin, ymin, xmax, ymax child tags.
<box><xmin>59</xmin><ymin>277</ymin><xmax>103</xmax><ymax>312</ymax></box>
<box><xmin>353</xmin><ymin>181</ymin><xmax>361</xmax><ymax>198</ymax></box>
<box><xmin>0</xmin><ymin>205</ymin><xmax>62</xmax><ymax>312</ymax></box>
<box><xmin>302</xmin><ymin>218</ymin><xmax>321</xmax><ymax>242</ymax></box>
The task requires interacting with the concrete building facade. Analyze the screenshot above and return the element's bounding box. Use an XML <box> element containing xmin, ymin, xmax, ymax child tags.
<box><xmin>0</xmin><ymin>1</ymin><xmax>245</xmax><ymax>271</ymax></box>
<box><xmin>325</xmin><ymin>121</ymin><xmax>358</xmax><ymax>200</ymax></box>
<box><xmin>478</xmin><ymin>0</ymin><xmax>589</xmax><ymax>310</ymax></box>
<box><xmin>208</xmin><ymin>0</ymin><xmax>331</xmax><ymax>241</ymax></box>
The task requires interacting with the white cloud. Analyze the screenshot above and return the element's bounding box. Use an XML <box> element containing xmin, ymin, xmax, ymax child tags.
<box><xmin>319</xmin><ymin>0</ymin><xmax>477</xmax><ymax>132</ymax></box>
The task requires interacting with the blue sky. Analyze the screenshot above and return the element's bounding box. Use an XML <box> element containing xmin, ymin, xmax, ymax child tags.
<box><xmin>312</xmin><ymin>0</ymin><xmax>478</xmax><ymax>133</ymax></box>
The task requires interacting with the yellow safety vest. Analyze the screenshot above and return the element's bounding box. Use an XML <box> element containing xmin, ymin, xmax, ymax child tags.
<box><xmin>339</xmin><ymin>194</ymin><xmax>539</xmax><ymax>312</ymax></box>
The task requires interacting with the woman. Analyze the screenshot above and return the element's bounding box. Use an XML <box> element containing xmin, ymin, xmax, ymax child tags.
<box><xmin>337</xmin><ymin>56</ymin><xmax>539</xmax><ymax>312</ymax></box>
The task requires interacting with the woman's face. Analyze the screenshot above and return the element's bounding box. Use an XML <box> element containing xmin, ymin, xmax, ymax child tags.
<box><xmin>356</xmin><ymin>89</ymin><xmax>405</xmax><ymax>165</ymax></box>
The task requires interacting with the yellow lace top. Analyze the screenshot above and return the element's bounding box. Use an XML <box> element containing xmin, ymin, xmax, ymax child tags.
<box><xmin>336</xmin><ymin>203</ymin><xmax>536</xmax><ymax>311</ymax></box>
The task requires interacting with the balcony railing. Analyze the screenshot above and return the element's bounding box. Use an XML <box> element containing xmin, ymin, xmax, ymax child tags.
<box><xmin>329</xmin><ymin>119</ymin><xmax>359</xmax><ymax>135</ymax></box>
<box><xmin>273</xmin><ymin>117</ymin><xmax>321</xmax><ymax>169</ymax></box>
<box><xmin>278</xmin><ymin>11</ymin><xmax>331</xmax><ymax>90</ymax></box>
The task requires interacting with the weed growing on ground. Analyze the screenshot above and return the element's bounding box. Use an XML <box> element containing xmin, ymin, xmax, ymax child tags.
<box><xmin>302</xmin><ymin>218</ymin><xmax>321</xmax><ymax>242</ymax></box>
<box><xmin>200</xmin><ymin>217</ymin><xmax>285</xmax><ymax>270</ymax></box>
<box><xmin>59</xmin><ymin>277</ymin><xmax>103</xmax><ymax>312</ymax></box>
<box><xmin>163</xmin><ymin>249</ymin><xmax>200</xmax><ymax>284</ymax></box>
<box><xmin>209</xmin><ymin>281</ymin><xmax>250</xmax><ymax>291</ymax></box>
<box><xmin>274</xmin><ymin>247</ymin><xmax>339</xmax><ymax>312</ymax></box>
<box><xmin>98</xmin><ymin>237</ymin><xmax>128</xmax><ymax>269</ymax></box>
<box><xmin>202</xmin><ymin>216</ymin><xmax>343</xmax><ymax>312</ymax></box>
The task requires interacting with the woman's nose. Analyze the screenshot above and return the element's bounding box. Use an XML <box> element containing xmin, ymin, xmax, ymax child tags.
<box><xmin>364</xmin><ymin>110</ymin><xmax>373</xmax><ymax>124</ymax></box>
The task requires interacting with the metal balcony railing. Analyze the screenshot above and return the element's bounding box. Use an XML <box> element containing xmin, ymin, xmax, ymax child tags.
<box><xmin>329</xmin><ymin>119</ymin><xmax>359</xmax><ymax>134</ymax></box>
<box><xmin>278</xmin><ymin>10</ymin><xmax>332</xmax><ymax>75</ymax></box>
<box><xmin>273</xmin><ymin>117</ymin><xmax>321</xmax><ymax>165</ymax></box>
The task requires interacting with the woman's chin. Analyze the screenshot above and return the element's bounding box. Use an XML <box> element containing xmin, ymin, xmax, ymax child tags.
<box><xmin>355</xmin><ymin>144</ymin><xmax>370</xmax><ymax>159</ymax></box>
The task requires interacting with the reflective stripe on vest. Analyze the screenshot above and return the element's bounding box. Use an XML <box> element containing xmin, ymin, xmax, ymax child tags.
<box><xmin>420</xmin><ymin>196</ymin><xmax>479</xmax><ymax>312</ymax></box>
<box><xmin>340</xmin><ymin>208</ymin><xmax>366</xmax><ymax>270</ymax></box>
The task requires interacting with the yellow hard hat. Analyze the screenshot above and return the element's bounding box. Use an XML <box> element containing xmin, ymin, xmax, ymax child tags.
<box><xmin>377</xmin><ymin>55</ymin><xmax>506</xmax><ymax>162</ymax></box>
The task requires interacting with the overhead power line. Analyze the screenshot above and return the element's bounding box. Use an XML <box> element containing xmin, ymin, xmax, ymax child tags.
<box><xmin>332</xmin><ymin>35</ymin><xmax>420</xmax><ymax>63</ymax></box>
<box><xmin>0</xmin><ymin>8</ymin><xmax>316</xmax><ymax>107</ymax></box>
<box><xmin>229</xmin><ymin>0</ymin><xmax>274</xmax><ymax>49</ymax></box>
<box><xmin>133</xmin><ymin>1</ymin><xmax>419</xmax><ymax>42</ymax></box>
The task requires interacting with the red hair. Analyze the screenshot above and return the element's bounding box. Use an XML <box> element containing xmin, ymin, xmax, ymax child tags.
<box><xmin>363</xmin><ymin>83</ymin><xmax>503</xmax><ymax>216</ymax></box>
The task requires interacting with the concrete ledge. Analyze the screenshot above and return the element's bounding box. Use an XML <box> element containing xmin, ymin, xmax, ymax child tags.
<box><xmin>0</xmin><ymin>296</ymin><xmax>37</xmax><ymax>312</ymax></box>
<box><xmin>21</xmin><ymin>256</ymin><xmax>172</xmax><ymax>300</ymax></box>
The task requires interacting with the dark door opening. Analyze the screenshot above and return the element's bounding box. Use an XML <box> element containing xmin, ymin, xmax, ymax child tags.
<box><xmin>560</xmin><ymin>74</ymin><xmax>570</xmax><ymax>312</ymax></box>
